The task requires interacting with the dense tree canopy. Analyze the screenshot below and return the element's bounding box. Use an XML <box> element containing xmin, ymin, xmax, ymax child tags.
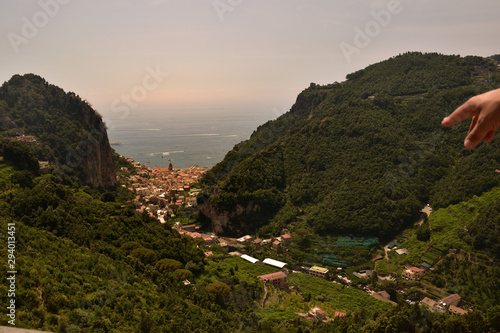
<box><xmin>0</xmin><ymin>74</ymin><xmax>116</xmax><ymax>186</ymax></box>
<box><xmin>1</xmin><ymin>54</ymin><xmax>499</xmax><ymax>332</ymax></box>
<box><xmin>201</xmin><ymin>52</ymin><xmax>500</xmax><ymax>239</ymax></box>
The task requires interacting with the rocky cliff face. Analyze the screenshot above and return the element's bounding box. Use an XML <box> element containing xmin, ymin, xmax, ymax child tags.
<box><xmin>198</xmin><ymin>198</ymin><xmax>260</xmax><ymax>236</ymax></box>
<box><xmin>73</xmin><ymin>120</ymin><xmax>117</xmax><ymax>188</ymax></box>
<box><xmin>0</xmin><ymin>74</ymin><xmax>117</xmax><ymax>187</ymax></box>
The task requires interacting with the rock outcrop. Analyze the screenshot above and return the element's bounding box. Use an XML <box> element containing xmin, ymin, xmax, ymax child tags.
<box><xmin>198</xmin><ymin>198</ymin><xmax>260</xmax><ymax>236</ymax></box>
<box><xmin>0</xmin><ymin>74</ymin><xmax>117</xmax><ymax>187</ymax></box>
<box><xmin>70</xmin><ymin>120</ymin><xmax>117</xmax><ymax>188</ymax></box>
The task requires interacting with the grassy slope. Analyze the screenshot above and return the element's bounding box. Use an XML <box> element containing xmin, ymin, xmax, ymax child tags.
<box><xmin>199</xmin><ymin>256</ymin><xmax>392</xmax><ymax>322</ymax></box>
<box><xmin>375</xmin><ymin>186</ymin><xmax>500</xmax><ymax>273</ymax></box>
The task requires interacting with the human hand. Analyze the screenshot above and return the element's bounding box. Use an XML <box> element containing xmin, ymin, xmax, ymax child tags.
<box><xmin>442</xmin><ymin>88</ymin><xmax>500</xmax><ymax>149</ymax></box>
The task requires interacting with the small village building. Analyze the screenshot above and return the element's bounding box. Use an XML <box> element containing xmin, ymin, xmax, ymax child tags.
<box><xmin>402</xmin><ymin>266</ymin><xmax>424</xmax><ymax>282</ymax></box>
<box><xmin>272</xmin><ymin>240</ymin><xmax>281</xmax><ymax>252</ymax></box>
<box><xmin>371</xmin><ymin>255</ymin><xmax>383</xmax><ymax>262</ymax></box>
<box><xmin>353</xmin><ymin>270</ymin><xmax>373</xmax><ymax>279</ymax></box>
<box><xmin>136</xmin><ymin>187</ymin><xmax>150</xmax><ymax>196</ymax></box>
<box><xmin>338</xmin><ymin>275</ymin><xmax>352</xmax><ymax>284</ymax></box>
<box><xmin>421</xmin><ymin>294</ymin><xmax>462</xmax><ymax>313</ymax></box>
<box><xmin>421</xmin><ymin>297</ymin><xmax>437</xmax><ymax>311</ymax></box>
<box><xmin>204</xmin><ymin>251</ymin><xmax>213</xmax><ymax>257</ymax></box>
<box><xmin>188</xmin><ymin>232</ymin><xmax>202</xmax><ymax>239</ymax></box>
<box><xmin>281</xmin><ymin>234</ymin><xmax>292</xmax><ymax>245</ymax></box>
<box><xmin>449</xmin><ymin>305</ymin><xmax>467</xmax><ymax>315</ymax></box>
<box><xmin>181</xmin><ymin>224</ymin><xmax>197</xmax><ymax>232</ymax></box>
<box><xmin>309</xmin><ymin>307</ymin><xmax>326</xmax><ymax>320</ymax></box>
<box><xmin>372</xmin><ymin>291</ymin><xmax>397</xmax><ymax>306</ymax></box>
<box><xmin>439</xmin><ymin>294</ymin><xmax>461</xmax><ymax>308</ymax></box>
<box><xmin>308</xmin><ymin>266</ymin><xmax>329</xmax><ymax>279</ymax></box>
<box><xmin>395</xmin><ymin>248</ymin><xmax>409</xmax><ymax>256</ymax></box>
<box><xmin>237</xmin><ymin>235</ymin><xmax>253</xmax><ymax>244</ymax></box>
<box><xmin>258</xmin><ymin>271</ymin><xmax>289</xmax><ymax>289</ymax></box>
<box><xmin>138</xmin><ymin>170</ymin><xmax>150</xmax><ymax>178</ymax></box>
<box><xmin>241</xmin><ymin>254</ymin><xmax>260</xmax><ymax>264</ymax></box>
<box><xmin>263</xmin><ymin>258</ymin><xmax>287</xmax><ymax>269</ymax></box>
<box><xmin>253</xmin><ymin>238</ymin><xmax>262</xmax><ymax>245</ymax></box>
<box><xmin>39</xmin><ymin>161</ymin><xmax>51</xmax><ymax>172</ymax></box>
<box><xmin>202</xmin><ymin>234</ymin><xmax>216</xmax><ymax>246</ymax></box>
<box><xmin>420</xmin><ymin>297</ymin><xmax>437</xmax><ymax>308</ymax></box>
<box><xmin>387</xmin><ymin>241</ymin><xmax>400</xmax><ymax>249</ymax></box>
<box><xmin>6</xmin><ymin>135</ymin><xmax>37</xmax><ymax>143</ymax></box>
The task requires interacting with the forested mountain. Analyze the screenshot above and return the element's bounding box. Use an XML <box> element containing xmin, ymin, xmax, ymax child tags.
<box><xmin>0</xmin><ymin>74</ymin><xmax>116</xmax><ymax>187</ymax></box>
<box><xmin>1</xmin><ymin>55</ymin><xmax>500</xmax><ymax>332</ymax></box>
<box><xmin>199</xmin><ymin>52</ymin><xmax>500</xmax><ymax>239</ymax></box>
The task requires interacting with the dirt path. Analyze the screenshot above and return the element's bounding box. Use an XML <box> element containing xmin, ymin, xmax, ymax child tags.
<box><xmin>418</xmin><ymin>205</ymin><xmax>432</xmax><ymax>226</ymax></box>
<box><xmin>383</xmin><ymin>240</ymin><xmax>396</xmax><ymax>260</ymax></box>
<box><xmin>261</xmin><ymin>283</ymin><xmax>268</xmax><ymax>308</ymax></box>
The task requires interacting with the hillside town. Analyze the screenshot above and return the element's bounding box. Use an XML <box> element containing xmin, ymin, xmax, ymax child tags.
<box><xmin>118</xmin><ymin>157</ymin><xmax>472</xmax><ymax>320</ymax></box>
<box><xmin>119</xmin><ymin>157</ymin><xmax>208</xmax><ymax>222</ymax></box>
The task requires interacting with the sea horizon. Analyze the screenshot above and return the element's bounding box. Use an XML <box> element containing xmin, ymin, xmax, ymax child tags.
<box><xmin>102</xmin><ymin>108</ymin><xmax>282</xmax><ymax>169</ymax></box>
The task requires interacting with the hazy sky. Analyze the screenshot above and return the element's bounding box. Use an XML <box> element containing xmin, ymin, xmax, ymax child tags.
<box><xmin>1</xmin><ymin>0</ymin><xmax>499</xmax><ymax>118</ymax></box>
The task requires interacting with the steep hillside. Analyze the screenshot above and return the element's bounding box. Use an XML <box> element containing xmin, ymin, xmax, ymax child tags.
<box><xmin>199</xmin><ymin>52</ymin><xmax>500</xmax><ymax>238</ymax></box>
<box><xmin>0</xmin><ymin>74</ymin><xmax>116</xmax><ymax>187</ymax></box>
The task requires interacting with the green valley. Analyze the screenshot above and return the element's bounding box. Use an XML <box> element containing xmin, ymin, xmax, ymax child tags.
<box><xmin>1</xmin><ymin>53</ymin><xmax>500</xmax><ymax>332</ymax></box>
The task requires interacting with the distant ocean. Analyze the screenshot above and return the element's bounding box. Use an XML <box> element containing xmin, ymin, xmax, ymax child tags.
<box><xmin>102</xmin><ymin>108</ymin><xmax>278</xmax><ymax>169</ymax></box>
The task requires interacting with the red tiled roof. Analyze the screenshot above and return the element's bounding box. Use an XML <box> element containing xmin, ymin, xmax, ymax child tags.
<box><xmin>408</xmin><ymin>266</ymin><xmax>424</xmax><ymax>273</ymax></box>
<box><xmin>258</xmin><ymin>271</ymin><xmax>287</xmax><ymax>281</ymax></box>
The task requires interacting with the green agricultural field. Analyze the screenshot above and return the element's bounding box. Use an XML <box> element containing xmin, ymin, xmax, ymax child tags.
<box><xmin>288</xmin><ymin>272</ymin><xmax>392</xmax><ymax>315</ymax></box>
<box><xmin>427</xmin><ymin>187</ymin><xmax>500</xmax><ymax>252</ymax></box>
<box><xmin>196</xmin><ymin>256</ymin><xmax>278</xmax><ymax>286</ymax></box>
<box><xmin>374</xmin><ymin>186</ymin><xmax>500</xmax><ymax>276</ymax></box>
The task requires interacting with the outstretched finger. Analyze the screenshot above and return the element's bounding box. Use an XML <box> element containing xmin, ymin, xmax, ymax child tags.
<box><xmin>468</xmin><ymin>115</ymin><xmax>477</xmax><ymax>134</ymax></box>
<box><xmin>464</xmin><ymin>118</ymin><xmax>491</xmax><ymax>149</ymax></box>
<box><xmin>442</xmin><ymin>98</ymin><xmax>479</xmax><ymax>127</ymax></box>
<box><xmin>484</xmin><ymin>130</ymin><xmax>496</xmax><ymax>143</ymax></box>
